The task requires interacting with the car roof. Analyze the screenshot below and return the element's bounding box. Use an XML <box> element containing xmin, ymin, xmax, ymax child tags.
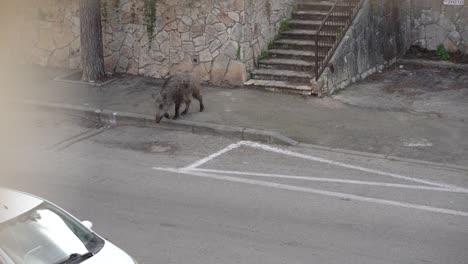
<box><xmin>0</xmin><ymin>188</ymin><xmax>43</xmax><ymax>223</ymax></box>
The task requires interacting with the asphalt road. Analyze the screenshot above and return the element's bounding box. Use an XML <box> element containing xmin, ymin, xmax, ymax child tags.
<box><xmin>1</xmin><ymin>108</ymin><xmax>468</xmax><ymax>264</ymax></box>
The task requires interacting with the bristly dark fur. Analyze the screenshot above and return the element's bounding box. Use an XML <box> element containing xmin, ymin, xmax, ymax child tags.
<box><xmin>153</xmin><ymin>74</ymin><xmax>204</xmax><ymax>123</ymax></box>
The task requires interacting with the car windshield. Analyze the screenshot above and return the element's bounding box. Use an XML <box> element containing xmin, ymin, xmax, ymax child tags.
<box><xmin>0</xmin><ymin>202</ymin><xmax>103</xmax><ymax>264</ymax></box>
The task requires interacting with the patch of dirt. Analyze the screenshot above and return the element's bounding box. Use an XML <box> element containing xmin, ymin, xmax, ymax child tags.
<box><xmin>78</xmin><ymin>117</ymin><xmax>103</xmax><ymax>129</ymax></box>
<box><xmin>94</xmin><ymin>140</ymin><xmax>175</xmax><ymax>154</ymax></box>
<box><xmin>366</xmin><ymin>64</ymin><xmax>468</xmax><ymax>97</ymax></box>
<box><xmin>405</xmin><ymin>45</ymin><xmax>468</xmax><ymax>64</ymax></box>
<box><xmin>382</xmin><ymin>83</ymin><xmax>424</xmax><ymax>97</ymax></box>
<box><xmin>146</xmin><ymin>143</ymin><xmax>173</xmax><ymax>153</ymax></box>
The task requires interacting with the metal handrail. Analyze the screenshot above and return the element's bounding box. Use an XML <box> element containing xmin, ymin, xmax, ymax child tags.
<box><xmin>314</xmin><ymin>0</ymin><xmax>365</xmax><ymax>80</ymax></box>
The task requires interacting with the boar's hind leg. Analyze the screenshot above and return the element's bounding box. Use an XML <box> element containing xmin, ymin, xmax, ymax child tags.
<box><xmin>193</xmin><ymin>91</ymin><xmax>204</xmax><ymax>112</ymax></box>
<box><xmin>181</xmin><ymin>97</ymin><xmax>191</xmax><ymax>115</ymax></box>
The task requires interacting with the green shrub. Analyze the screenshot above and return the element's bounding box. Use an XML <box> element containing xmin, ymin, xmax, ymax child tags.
<box><xmin>259</xmin><ymin>51</ymin><xmax>270</xmax><ymax>60</ymax></box>
<box><xmin>436</xmin><ymin>44</ymin><xmax>450</xmax><ymax>60</ymax></box>
<box><xmin>279</xmin><ymin>19</ymin><xmax>289</xmax><ymax>33</ymax></box>
<box><xmin>144</xmin><ymin>0</ymin><xmax>157</xmax><ymax>49</ymax></box>
<box><xmin>236</xmin><ymin>45</ymin><xmax>241</xmax><ymax>60</ymax></box>
<box><xmin>268</xmin><ymin>41</ymin><xmax>276</xmax><ymax>50</ymax></box>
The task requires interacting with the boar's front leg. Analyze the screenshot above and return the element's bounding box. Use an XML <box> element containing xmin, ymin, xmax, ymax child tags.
<box><xmin>173</xmin><ymin>101</ymin><xmax>181</xmax><ymax>120</ymax></box>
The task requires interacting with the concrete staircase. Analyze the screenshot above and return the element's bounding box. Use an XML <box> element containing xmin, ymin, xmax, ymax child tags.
<box><xmin>244</xmin><ymin>0</ymin><xmax>353</xmax><ymax>95</ymax></box>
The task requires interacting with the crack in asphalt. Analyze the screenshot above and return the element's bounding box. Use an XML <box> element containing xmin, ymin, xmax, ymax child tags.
<box><xmin>50</xmin><ymin>126</ymin><xmax>109</xmax><ymax>151</ymax></box>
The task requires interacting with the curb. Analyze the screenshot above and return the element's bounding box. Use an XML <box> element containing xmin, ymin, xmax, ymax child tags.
<box><xmin>398</xmin><ymin>58</ymin><xmax>468</xmax><ymax>70</ymax></box>
<box><xmin>5</xmin><ymin>98</ymin><xmax>299</xmax><ymax>146</ymax></box>
<box><xmin>6</xmin><ymin>97</ymin><xmax>468</xmax><ymax>172</ymax></box>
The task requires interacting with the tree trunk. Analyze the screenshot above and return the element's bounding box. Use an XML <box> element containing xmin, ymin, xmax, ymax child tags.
<box><xmin>79</xmin><ymin>0</ymin><xmax>105</xmax><ymax>81</ymax></box>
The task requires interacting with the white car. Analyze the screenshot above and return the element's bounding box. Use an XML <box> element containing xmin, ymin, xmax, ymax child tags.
<box><xmin>0</xmin><ymin>188</ymin><xmax>137</xmax><ymax>264</ymax></box>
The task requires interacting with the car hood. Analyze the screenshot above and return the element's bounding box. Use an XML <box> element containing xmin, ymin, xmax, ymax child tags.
<box><xmin>83</xmin><ymin>240</ymin><xmax>134</xmax><ymax>264</ymax></box>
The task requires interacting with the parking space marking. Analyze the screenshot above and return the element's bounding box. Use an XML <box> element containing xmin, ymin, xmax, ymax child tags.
<box><xmin>183</xmin><ymin>141</ymin><xmax>468</xmax><ymax>191</ymax></box>
<box><xmin>154</xmin><ymin>167</ymin><xmax>468</xmax><ymax>217</ymax></box>
<box><xmin>153</xmin><ymin>141</ymin><xmax>468</xmax><ymax>217</ymax></box>
<box><xmin>183</xmin><ymin>142</ymin><xmax>243</xmax><ymax>170</ymax></box>
<box><xmin>190</xmin><ymin>168</ymin><xmax>468</xmax><ymax>193</ymax></box>
<box><xmin>241</xmin><ymin>141</ymin><xmax>468</xmax><ymax>192</ymax></box>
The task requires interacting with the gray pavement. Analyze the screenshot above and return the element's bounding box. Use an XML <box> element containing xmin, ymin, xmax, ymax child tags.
<box><xmin>1</xmin><ymin>64</ymin><xmax>467</xmax><ymax>166</ymax></box>
<box><xmin>1</xmin><ymin>108</ymin><xmax>468</xmax><ymax>264</ymax></box>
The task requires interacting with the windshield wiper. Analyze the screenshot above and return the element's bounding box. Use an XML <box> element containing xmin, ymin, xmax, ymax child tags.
<box><xmin>56</xmin><ymin>252</ymin><xmax>94</xmax><ymax>264</ymax></box>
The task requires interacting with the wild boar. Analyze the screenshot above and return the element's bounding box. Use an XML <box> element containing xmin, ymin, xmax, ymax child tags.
<box><xmin>153</xmin><ymin>74</ymin><xmax>204</xmax><ymax>123</ymax></box>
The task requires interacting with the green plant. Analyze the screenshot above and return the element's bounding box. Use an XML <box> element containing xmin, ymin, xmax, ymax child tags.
<box><xmin>268</xmin><ymin>41</ymin><xmax>276</xmax><ymax>50</ymax></box>
<box><xmin>144</xmin><ymin>0</ymin><xmax>157</xmax><ymax>49</ymax></box>
<box><xmin>436</xmin><ymin>44</ymin><xmax>450</xmax><ymax>60</ymax></box>
<box><xmin>274</xmin><ymin>33</ymin><xmax>282</xmax><ymax>41</ymax></box>
<box><xmin>278</xmin><ymin>19</ymin><xmax>289</xmax><ymax>33</ymax></box>
<box><xmin>336</xmin><ymin>26</ymin><xmax>344</xmax><ymax>38</ymax></box>
<box><xmin>268</xmin><ymin>19</ymin><xmax>289</xmax><ymax>44</ymax></box>
<box><xmin>236</xmin><ymin>45</ymin><xmax>241</xmax><ymax>60</ymax></box>
<box><xmin>259</xmin><ymin>51</ymin><xmax>270</xmax><ymax>60</ymax></box>
<box><xmin>265</xmin><ymin>0</ymin><xmax>271</xmax><ymax>20</ymax></box>
<box><xmin>131</xmin><ymin>0</ymin><xmax>137</xmax><ymax>22</ymax></box>
<box><xmin>292</xmin><ymin>4</ymin><xmax>297</xmax><ymax>13</ymax></box>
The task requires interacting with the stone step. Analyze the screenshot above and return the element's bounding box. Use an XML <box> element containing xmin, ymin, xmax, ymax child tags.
<box><xmin>259</xmin><ymin>58</ymin><xmax>315</xmax><ymax>71</ymax></box>
<box><xmin>298</xmin><ymin>3</ymin><xmax>356</xmax><ymax>13</ymax></box>
<box><xmin>268</xmin><ymin>49</ymin><xmax>325</xmax><ymax>61</ymax></box>
<box><xmin>289</xmin><ymin>19</ymin><xmax>322</xmax><ymax>26</ymax></box>
<box><xmin>282</xmin><ymin>29</ymin><xmax>317</xmax><ymax>35</ymax></box>
<box><xmin>281</xmin><ymin>29</ymin><xmax>337</xmax><ymax>41</ymax></box>
<box><xmin>244</xmin><ymin>79</ymin><xmax>313</xmax><ymax>96</ymax></box>
<box><xmin>297</xmin><ymin>0</ymin><xmax>335</xmax><ymax>11</ymax></box>
<box><xmin>292</xmin><ymin>10</ymin><xmax>350</xmax><ymax>20</ymax></box>
<box><xmin>292</xmin><ymin>10</ymin><xmax>328</xmax><ymax>20</ymax></box>
<box><xmin>292</xmin><ymin>10</ymin><xmax>327</xmax><ymax>19</ymax></box>
<box><xmin>251</xmin><ymin>68</ymin><xmax>314</xmax><ymax>83</ymax></box>
<box><xmin>288</xmin><ymin>19</ymin><xmax>347</xmax><ymax>30</ymax></box>
<box><xmin>274</xmin><ymin>39</ymin><xmax>333</xmax><ymax>51</ymax></box>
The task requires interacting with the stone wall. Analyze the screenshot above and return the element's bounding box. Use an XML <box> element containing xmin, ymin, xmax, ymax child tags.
<box><xmin>315</xmin><ymin>0</ymin><xmax>407</xmax><ymax>95</ymax></box>
<box><xmin>12</xmin><ymin>0</ymin><xmax>295</xmax><ymax>85</ymax></box>
<box><xmin>408</xmin><ymin>0</ymin><xmax>468</xmax><ymax>54</ymax></box>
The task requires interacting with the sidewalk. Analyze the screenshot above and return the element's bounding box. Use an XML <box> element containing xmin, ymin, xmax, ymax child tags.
<box><xmin>2</xmin><ymin>65</ymin><xmax>467</xmax><ymax>167</ymax></box>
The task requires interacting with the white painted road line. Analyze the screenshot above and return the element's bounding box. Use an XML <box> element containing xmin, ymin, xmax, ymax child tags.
<box><xmin>153</xmin><ymin>167</ymin><xmax>468</xmax><ymax>217</ymax></box>
<box><xmin>190</xmin><ymin>168</ymin><xmax>468</xmax><ymax>194</ymax></box>
<box><xmin>240</xmin><ymin>141</ymin><xmax>468</xmax><ymax>192</ymax></box>
<box><xmin>183</xmin><ymin>142</ymin><xmax>242</xmax><ymax>170</ymax></box>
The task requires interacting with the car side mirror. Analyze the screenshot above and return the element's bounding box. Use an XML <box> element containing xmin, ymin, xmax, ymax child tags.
<box><xmin>81</xmin><ymin>220</ymin><xmax>93</xmax><ymax>230</ymax></box>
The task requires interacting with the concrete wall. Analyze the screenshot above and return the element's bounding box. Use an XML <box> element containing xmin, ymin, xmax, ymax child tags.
<box><xmin>409</xmin><ymin>0</ymin><xmax>468</xmax><ymax>54</ymax></box>
<box><xmin>315</xmin><ymin>0</ymin><xmax>407</xmax><ymax>95</ymax></box>
<box><xmin>11</xmin><ymin>0</ymin><xmax>295</xmax><ymax>86</ymax></box>
<box><xmin>11</xmin><ymin>0</ymin><xmax>81</xmax><ymax>69</ymax></box>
